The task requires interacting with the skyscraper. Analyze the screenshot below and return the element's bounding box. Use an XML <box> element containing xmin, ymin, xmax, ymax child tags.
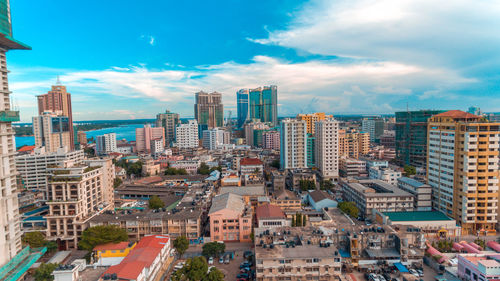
<box><xmin>155</xmin><ymin>110</ymin><xmax>180</xmax><ymax>146</ymax></box>
<box><xmin>315</xmin><ymin>118</ymin><xmax>339</xmax><ymax>179</ymax></box>
<box><xmin>37</xmin><ymin>83</ymin><xmax>75</xmax><ymax>150</ymax></box>
<box><xmin>175</xmin><ymin>120</ymin><xmax>199</xmax><ymax>148</ymax></box>
<box><xmin>395</xmin><ymin>110</ymin><xmax>445</xmax><ymax>169</ymax></box>
<box><xmin>0</xmin><ymin>0</ymin><xmax>30</xmax><ymax>266</ymax></box>
<box><xmin>297</xmin><ymin>112</ymin><xmax>333</xmax><ymax>135</ymax></box>
<box><xmin>249</xmin><ymin>86</ymin><xmax>278</xmax><ymax>126</ymax></box>
<box><xmin>427</xmin><ymin>110</ymin><xmax>499</xmax><ymax>235</ymax></box>
<box><xmin>96</xmin><ymin>133</ymin><xmax>117</xmax><ymax>155</ymax></box>
<box><xmin>33</xmin><ymin>112</ymin><xmax>72</xmax><ymax>153</ymax></box>
<box><xmin>280</xmin><ymin>119</ymin><xmax>307</xmax><ymax>169</ymax></box>
<box><xmin>236</xmin><ymin>89</ymin><xmax>249</xmax><ymax>128</ymax></box>
<box><xmin>194</xmin><ymin>91</ymin><xmax>223</xmax><ymax>128</ymax></box>
<box><xmin>361</xmin><ymin>117</ymin><xmax>384</xmax><ymax>142</ymax></box>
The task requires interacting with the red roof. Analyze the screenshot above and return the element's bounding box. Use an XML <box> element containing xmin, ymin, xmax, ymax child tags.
<box><xmin>102</xmin><ymin>235</ymin><xmax>170</xmax><ymax>280</ymax></box>
<box><xmin>433</xmin><ymin>110</ymin><xmax>482</xmax><ymax>119</ymax></box>
<box><xmin>17</xmin><ymin>145</ymin><xmax>35</xmax><ymax>152</ymax></box>
<box><xmin>256</xmin><ymin>204</ymin><xmax>286</xmax><ymax>219</ymax></box>
<box><xmin>135</xmin><ymin>176</ymin><xmax>163</xmax><ymax>184</ymax></box>
<box><xmin>93</xmin><ymin>241</ymin><xmax>131</xmax><ymax>251</ymax></box>
<box><xmin>240</xmin><ymin>158</ymin><xmax>263</xmax><ymax>166</ymax></box>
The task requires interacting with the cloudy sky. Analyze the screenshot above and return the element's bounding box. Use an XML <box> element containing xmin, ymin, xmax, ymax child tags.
<box><xmin>8</xmin><ymin>0</ymin><xmax>500</xmax><ymax>122</ymax></box>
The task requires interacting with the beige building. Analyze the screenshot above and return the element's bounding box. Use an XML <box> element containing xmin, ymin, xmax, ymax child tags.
<box><xmin>339</xmin><ymin>129</ymin><xmax>370</xmax><ymax>159</ymax></box>
<box><xmin>271</xmin><ymin>189</ymin><xmax>301</xmax><ymax>212</ymax></box>
<box><xmin>77</xmin><ymin>131</ymin><xmax>87</xmax><ymax>146</ymax></box>
<box><xmin>280</xmin><ymin>119</ymin><xmax>308</xmax><ymax>169</ymax></box>
<box><xmin>33</xmin><ymin>112</ymin><xmax>72</xmax><ymax>153</ymax></box>
<box><xmin>297</xmin><ymin>112</ymin><xmax>333</xmax><ymax>135</ymax></box>
<box><xmin>45</xmin><ymin>163</ymin><xmax>114</xmax><ymax>249</ymax></box>
<box><xmin>142</xmin><ymin>158</ymin><xmax>161</xmax><ymax>176</ymax></box>
<box><xmin>427</xmin><ymin>110</ymin><xmax>500</xmax><ymax>235</ymax></box>
<box><xmin>315</xmin><ymin>118</ymin><xmax>339</xmax><ymax>179</ymax></box>
<box><xmin>84</xmin><ymin>157</ymin><xmax>115</xmax><ymax>207</ymax></box>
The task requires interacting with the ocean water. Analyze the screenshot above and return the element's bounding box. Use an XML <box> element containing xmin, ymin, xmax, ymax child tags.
<box><xmin>15</xmin><ymin>123</ymin><xmax>144</xmax><ymax>148</ymax></box>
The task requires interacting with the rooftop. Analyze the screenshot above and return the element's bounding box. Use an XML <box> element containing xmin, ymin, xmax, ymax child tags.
<box><xmin>209</xmin><ymin>193</ymin><xmax>245</xmax><ymax>215</ymax></box>
<box><xmin>308</xmin><ymin>190</ymin><xmax>334</xmax><ymax>203</ymax></box>
<box><xmin>397</xmin><ymin>177</ymin><xmax>427</xmax><ymax>187</ymax></box>
<box><xmin>342</xmin><ymin>179</ymin><xmax>412</xmax><ymax>197</ymax></box>
<box><xmin>256</xmin><ymin>204</ymin><xmax>286</xmax><ymax>220</ymax></box>
<box><xmin>383</xmin><ymin>211</ymin><xmax>453</xmax><ymax>222</ymax></box>
<box><xmin>433</xmin><ymin>110</ymin><xmax>482</xmax><ymax>120</ymax></box>
<box><xmin>93</xmin><ymin>241</ymin><xmax>132</xmax><ymax>252</ymax></box>
<box><xmin>240</xmin><ymin>158</ymin><xmax>264</xmax><ymax>166</ymax></box>
<box><xmin>219</xmin><ymin>185</ymin><xmax>266</xmax><ymax>197</ymax></box>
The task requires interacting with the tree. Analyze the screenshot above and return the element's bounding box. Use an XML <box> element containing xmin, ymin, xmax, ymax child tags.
<box><xmin>403</xmin><ymin>165</ymin><xmax>416</xmax><ymax>176</ymax></box>
<box><xmin>126</xmin><ymin>161</ymin><xmax>143</xmax><ymax>176</ymax></box>
<box><xmin>270</xmin><ymin>159</ymin><xmax>280</xmax><ymax>169</ymax></box>
<box><xmin>291</xmin><ymin>215</ymin><xmax>296</xmax><ymax>227</ymax></box>
<box><xmin>198</xmin><ymin>162</ymin><xmax>211</xmax><ymax>175</ymax></box>
<box><xmin>78</xmin><ymin>225</ymin><xmax>128</xmax><ymax>251</ymax></box>
<box><xmin>295</xmin><ymin>213</ymin><xmax>302</xmax><ymax>227</ymax></box>
<box><xmin>320</xmin><ymin>180</ymin><xmax>334</xmax><ymax>191</ymax></box>
<box><xmin>205</xmin><ymin>267</ymin><xmax>225</xmax><ymax>281</ymax></box>
<box><xmin>148</xmin><ymin>195</ymin><xmax>165</xmax><ymax>210</ymax></box>
<box><xmin>338</xmin><ymin>202</ymin><xmax>359</xmax><ymax>218</ymax></box>
<box><xmin>202</xmin><ymin>242</ymin><xmax>225</xmax><ymax>258</ymax></box>
<box><xmin>34</xmin><ymin>263</ymin><xmax>58</xmax><ymax>281</ymax></box>
<box><xmin>171</xmin><ymin>256</ymin><xmax>224</xmax><ymax>281</ymax></box>
<box><xmin>165</xmin><ymin>167</ymin><xmax>188</xmax><ymax>175</ymax></box>
<box><xmin>302</xmin><ymin>215</ymin><xmax>307</xmax><ymax>226</ymax></box>
<box><xmin>299</xmin><ymin>180</ymin><xmax>316</xmax><ymax>191</ymax></box>
<box><xmin>83</xmin><ymin>147</ymin><xmax>95</xmax><ymax>157</ymax></box>
<box><xmin>173</xmin><ymin>236</ymin><xmax>189</xmax><ymax>256</ymax></box>
<box><xmin>113</xmin><ymin>177</ymin><xmax>123</xmax><ymax>188</ymax></box>
<box><xmin>23</xmin><ymin>232</ymin><xmax>46</xmax><ymax>248</ymax></box>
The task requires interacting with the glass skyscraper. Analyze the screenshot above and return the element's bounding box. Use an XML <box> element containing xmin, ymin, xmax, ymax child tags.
<box><xmin>236</xmin><ymin>89</ymin><xmax>249</xmax><ymax>128</ymax></box>
<box><xmin>237</xmin><ymin>85</ymin><xmax>278</xmax><ymax>128</ymax></box>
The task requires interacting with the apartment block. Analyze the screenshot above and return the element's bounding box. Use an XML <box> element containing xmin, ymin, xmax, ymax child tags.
<box><xmin>368</xmin><ymin>166</ymin><xmax>402</xmax><ymax>186</ymax></box>
<box><xmin>427</xmin><ymin>110</ymin><xmax>500</xmax><ymax>235</ymax></box>
<box><xmin>155</xmin><ymin>109</ymin><xmax>180</xmax><ymax>146</ymax></box>
<box><xmin>297</xmin><ymin>112</ymin><xmax>333</xmax><ymax>135</ymax></box>
<box><xmin>209</xmin><ymin>193</ymin><xmax>252</xmax><ymax>242</ymax></box>
<box><xmin>202</xmin><ymin>128</ymin><xmax>228</xmax><ymax>150</ymax></box>
<box><xmin>339</xmin><ymin>157</ymin><xmax>367</xmax><ymax>177</ymax></box>
<box><xmin>96</xmin><ymin>133</ymin><xmax>117</xmax><ymax>155</ymax></box>
<box><xmin>135</xmin><ymin>124</ymin><xmax>164</xmax><ymax>154</ymax></box>
<box><xmin>339</xmin><ymin>129</ymin><xmax>369</xmax><ymax>159</ymax></box>
<box><xmin>245</xmin><ymin>121</ymin><xmax>270</xmax><ymax>147</ymax></box>
<box><xmin>33</xmin><ymin>112</ymin><xmax>72</xmax><ymax>153</ymax></box>
<box><xmin>315</xmin><ymin>118</ymin><xmax>339</xmax><ymax>179</ymax></box>
<box><xmin>280</xmin><ymin>119</ymin><xmax>307</xmax><ymax>169</ymax></box>
<box><xmin>362</xmin><ymin>117</ymin><xmax>384</xmax><ymax>142</ymax></box>
<box><xmin>175</xmin><ymin>120</ymin><xmax>199</xmax><ymax>149</ymax></box>
<box><xmin>263</xmin><ymin>130</ymin><xmax>280</xmax><ymax>150</ymax></box>
<box><xmin>194</xmin><ymin>91</ymin><xmax>223</xmax><ymax>128</ymax></box>
<box><xmin>397</xmin><ymin>177</ymin><xmax>432</xmax><ymax>211</ymax></box>
<box><xmin>84</xmin><ymin>157</ymin><xmax>116</xmax><ymax>207</ymax></box>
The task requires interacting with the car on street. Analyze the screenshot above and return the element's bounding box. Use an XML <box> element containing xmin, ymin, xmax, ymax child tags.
<box><xmin>208</xmin><ymin>257</ymin><xmax>214</xmax><ymax>265</ymax></box>
<box><xmin>416</xmin><ymin>269</ymin><xmax>424</xmax><ymax>277</ymax></box>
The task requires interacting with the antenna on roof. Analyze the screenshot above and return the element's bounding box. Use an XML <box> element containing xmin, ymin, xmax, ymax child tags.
<box><xmin>56</xmin><ymin>75</ymin><xmax>61</xmax><ymax>85</ymax></box>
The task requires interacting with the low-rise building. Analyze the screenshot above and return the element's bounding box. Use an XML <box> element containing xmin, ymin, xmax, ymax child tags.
<box><xmin>142</xmin><ymin>158</ymin><xmax>160</xmax><ymax>176</ymax></box>
<box><xmin>270</xmin><ymin>170</ymin><xmax>285</xmax><ymax>191</ymax></box>
<box><xmin>240</xmin><ymin>158</ymin><xmax>264</xmax><ymax>175</ymax></box>
<box><xmin>339</xmin><ymin>158</ymin><xmax>367</xmax><ymax>177</ymax></box>
<box><xmin>219</xmin><ymin>185</ymin><xmax>267</xmax><ymax>208</ymax></box>
<box><xmin>368</xmin><ymin>166</ymin><xmax>402</xmax><ymax>186</ymax></box>
<box><xmin>341</xmin><ymin>178</ymin><xmax>414</xmax><ymax>218</ymax></box>
<box><xmin>286</xmin><ymin>169</ymin><xmax>317</xmax><ymax>190</ymax></box>
<box><xmin>209</xmin><ymin>193</ymin><xmax>252</xmax><ymax>242</ymax></box>
<box><xmin>220</xmin><ymin>173</ymin><xmax>241</xmax><ymax>186</ymax></box>
<box><xmin>397</xmin><ymin>177</ymin><xmax>432</xmax><ymax>211</ymax></box>
<box><xmin>93</xmin><ymin>241</ymin><xmax>136</xmax><ymax>266</ymax></box>
<box><xmin>306</xmin><ymin>190</ymin><xmax>338</xmax><ymax>211</ymax></box>
<box><xmin>458</xmin><ymin>253</ymin><xmax>500</xmax><ymax>281</ymax></box>
<box><xmin>270</xmin><ymin>189</ymin><xmax>301</xmax><ymax>212</ymax></box>
<box><xmin>255</xmin><ymin>204</ymin><xmax>289</xmax><ymax>229</ymax></box>
<box><xmin>169</xmin><ymin>160</ymin><xmax>200</xmax><ymax>174</ymax></box>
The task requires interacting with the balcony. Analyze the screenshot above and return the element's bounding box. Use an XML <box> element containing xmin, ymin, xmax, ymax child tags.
<box><xmin>0</xmin><ymin>110</ymin><xmax>19</xmax><ymax>122</ymax></box>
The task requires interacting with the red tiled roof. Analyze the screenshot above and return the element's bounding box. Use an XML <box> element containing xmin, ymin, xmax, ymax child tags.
<box><xmin>17</xmin><ymin>145</ymin><xmax>35</xmax><ymax>152</ymax></box>
<box><xmin>256</xmin><ymin>204</ymin><xmax>286</xmax><ymax>219</ymax></box>
<box><xmin>240</xmin><ymin>158</ymin><xmax>263</xmax><ymax>166</ymax></box>
<box><xmin>93</xmin><ymin>241</ymin><xmax>130</xmax><ymax>251</ymax></box>
<box><xmin>433</xmin><ymin>110</ymin><xmax>482</xmax><ymax>119</ymax></box>
<box><xmin>102</xmin><ymin>235</ymin><xmax>170</xmax><ymax>280</ymax></box>
<box><xmin>135</xmin><ymin>176</ymin><xmax>163</xmax><ymax>184</ymax></box>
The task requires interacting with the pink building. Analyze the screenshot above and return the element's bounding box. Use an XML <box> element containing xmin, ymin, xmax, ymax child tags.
<box><xmin>209</xmin><ymin>193</ymin><xmax>252</xmax><ymax>242</ymax></box>
<box><xmin>135</xmin><ymin>124</ymin><xmax>165</xmax><ymax>154</ymax></box>
<box><xmin>263</xmin><ymin>131</ymin><xmax>280</xmax><ymax>150</ymax></box>
<box><xmin>458</xmin><ymin>253</ymin><xmax>500</xmax><ymax>281</ymax></box>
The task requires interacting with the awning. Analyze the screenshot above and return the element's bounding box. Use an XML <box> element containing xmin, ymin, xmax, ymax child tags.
<box><xmin>394</xmin><ymin>262</ymin><xmax>409</xmax><ymax>273</ymax></box>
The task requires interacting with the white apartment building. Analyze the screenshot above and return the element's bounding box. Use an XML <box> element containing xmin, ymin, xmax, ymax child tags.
<box><xmin>33</xmin><ymin>112</ymin><xmax>72</xmax><ymax>153</ymax></box>
<box><xmin>315</xmin><ymin>118</ymin><xmax>339</xmax><ymax>179</ymax></box>
<box><xmin>84</xmin><ymin>157</ymin><xmax>116</xmax><ymax>207</ymax></box>
<box><xmin>280</xmin><ymin>119</ymin><xmax>307</xmax><ymax>169</ymax></box>
<box><xmin>96</xmin><ymin>133</ymin><xmax>117</xmax><ymax>155</ymax></box>
<box><xmin>175</xmin><ymin>120</ymin><xmax>199</xmax><ymax>148</ymax></box>
<box><xmin>150</xmin><ymin>138</ymin><xmax>164</xmax><ymax>158</ymax></box>
<box><xmin>368</xmin><ymin>166</ymin><xmax>402</xmax><ymax>186</ymax></box>
<box><xmin>16</xmin><ymin>147</ymin><xmax>84</xmax><ymax>199</ymax></box>
<box><xmin>202</xmin><ymin>128</ymin><xmax>226</xmax><ymax>150</ymax></box>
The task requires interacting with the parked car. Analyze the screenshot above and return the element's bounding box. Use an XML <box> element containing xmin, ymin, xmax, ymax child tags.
<box><xmin>225</xmin><ymin>255</ymin><xmax>230</xmax><ymax>264</ymax></box>
<box><xmin>409</xmin><ymin>269</ymin><xmax>419</xmax><ymax>277</ymax></box>
<box><xmin>208</xmin><ymin>257</ymin><xmax>214</xmax><ymax>265</ymax></box>
<box><xmin>237</xmin><ymin>273</ymin><xmax>249</xmax><ymax>279</ymax></box>
<box><xmin>378</xmin><ymin>275</ymin><xmax>386</xmax><ymax>281</ymax></box>
<box><xmin>244</xmin><ymin>251</ymin><xmax>253</xmax><ymax>258</ymax></box>
<box><xmin>240</xmin><ymin>262</ymin><xmax>251</xmax><ymax>269</ymax></box>
<box><xmin>219</xmin><ymin>256</ymin><xmax>224</xmax><ymax>264</ymax></box>
<box><xmin>416</xmin><ymin>269</ymin><xmax>424</xmax><ymax>277</ymax></box>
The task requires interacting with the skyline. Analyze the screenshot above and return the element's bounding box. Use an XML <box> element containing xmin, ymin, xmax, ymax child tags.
<box><xmin>7</xmin><ymin>0</ymin><xmax>500</xmax><ymax>122</ymax></box>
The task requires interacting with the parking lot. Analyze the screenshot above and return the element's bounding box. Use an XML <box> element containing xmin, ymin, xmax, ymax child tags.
<box><xmin>210</xmin><ymin>249</ymin><xmax>253</xmax><ymax>280</ymax></box>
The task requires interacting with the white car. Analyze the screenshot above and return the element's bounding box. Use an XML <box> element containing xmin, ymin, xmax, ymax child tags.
<box><xmin>208</xmin><ymin>257</ymin><xmax>214</xmax><ymax>265</ymax></box>
<box><xmin>416</xmin><ymin>269</ymin><xmax>424</xmax><ymax>277</ymax></box>
<box><xmin>409</xmin><ymin>269</ymin><xmax>419</xmax><ymax>277</ymax></box>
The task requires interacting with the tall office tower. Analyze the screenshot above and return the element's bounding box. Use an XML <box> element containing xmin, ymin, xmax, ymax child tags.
<box><xmin>427</xmin><ymin>110</ymin><xmax>500</xmax><ymax>235</ymax></box>
<box><xmin>306</xmin><ymin>133</ymin><xmax>315</xmax><ymax>168</ymax></box>
<box><xmin>244</xmin><ymin>121</ymin><xmax>270</xmax><ymax>147</ymax></box>
<box><xmin>33</xmin><ymin>112</ymin><xmax>72</xmax><ymax>153</ymax></box>
<box><xmin>249</xmin><ymin>86</ymin><xmax>278</xmax><ymax>127</ymax></box>
<box><xmin>77</xmin><ymin>131</ymin><xmax>87</xmax><ymax>146</ymax></box>
<box><xmin>135</xmin><ymin>124</ymin><xmax>164</xmax><ymax>154</ymax></box>
<box><xmin>263</xmin><ymin>130</ymin><xmax>280</xmax><ymax>150</ymax></box>
<box><xmin>194</xmin><ymin>91</ymin><xmax>223</xmax><ymax>128</ymax></box>
<box><xmin>468</xmin><ymin>106</ymin><xmax>482</xmax><ymax>116</ymax></box>
<box><xmin>96</xmin><ymin>133</ymin><xmax>117</xmax><ymax>155</ymax></box>
<box><xmin>16</xmin><ymin>148</ymin><xmax>84</xmax><ymax>199</ymax></box>
<box><xmin>236</xmin><ymin>89</ymin><xmax>250</xmax><ymax>128</ymax></box>
<box><xmin>202</xmin><ymin>128</ymin><xmax>226</xmax><ymax>150</ymax></box>
<box><xmin>0</xmin><ymin>0</ymin><xmax>30</xmax><ymax>266</ymax></box>
<box><xmin>315</xmin><ymin>119</ymin><xmax>339</xmax><ymax>179</ymax></box>
<box><xmin>45</xmin><ymin>162</ymin><xmax>113</xmax><ymax>249</ymax></box>
<box><xmin>339</xmin><ymin>129</ymin><xmax>369</xmax><ymax>159</ymax></box>
<box><xmin>155</xmin><ymin>110</ymin><xmax>180</xmax><ymax>146</ymax></box>
<box><xmin>361</xmin><ymin>117</ymin><xmax>384</xmax><ymax>142</ymax></box>
<box><xmin>297</xmin><ymin>112</ymin><xmax>333</xmax><ymax>135</ymax></box>
<box><xmin>37</xmin><ymin>83</ymin><xmax>74</xmax><ymax>150</ymax></box>
<box><xmin>175</xmin><ymin>120</ymin><xmax>199</xmax><ymax>148</ymax></box>
<box><xmin>395</xmin><ymin>110</ymin><xmax>445</xmax><ymax>169</ymax></box>
<box><xmin>280</xmin><ymin>119</ymin><xmax>307</xmax><ymax>169</ymax></box>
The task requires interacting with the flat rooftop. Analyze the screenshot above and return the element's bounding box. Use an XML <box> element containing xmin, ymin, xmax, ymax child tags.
<box><xmin>383</xmin><ymin>211</ymin><xmax>453</xmax><ymax>222</ymax></box>
<box><xmin>343</xmin><ymin>179</ymin><xmax>412</xmax><ymax>197</ymax></box>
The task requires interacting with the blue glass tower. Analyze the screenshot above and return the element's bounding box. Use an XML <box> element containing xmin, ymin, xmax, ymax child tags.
<box><xmin>236</xmin><ymin>89</ymin><xmax>249</xmax><ymax>128</ymax></box>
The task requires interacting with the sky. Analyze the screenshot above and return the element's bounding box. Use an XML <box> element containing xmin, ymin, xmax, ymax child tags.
<box><xmin>7</xmin><ymin>0</ymin><xmax>500</xmax><ymax>122</ymax></box>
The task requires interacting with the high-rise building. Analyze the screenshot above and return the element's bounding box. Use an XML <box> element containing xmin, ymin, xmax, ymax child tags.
<box><xmin>339</xmin><ymin>129</ymin><xmax>369</xmax><ymax>159</ymax></box>
<box><xmin>45</xmin><ymin>162</ymin><xmax>113</xmax><ymax>249</ymax></box>
<box><xmin>297</xmin><ymin>112</ymin><xmax>333</xmax><ymax>135</ymax></box>
<box><xmin>395</xmin><ymin>110</ymin><xmax>445</xmax><ymax>169</ymax></box>
<box><xmin>263</xmin><ymin>130</ymin><xmax>280</xmax><ymax>151</ymax></box>
<box><xmin>361</xmin><ymin>117</ymin><xmax>384</xmax><ymax>142</ymax></box>
<box><xmin>315</xmin><ymin>118</ymin><xmax>339</xmax><ymax>179</ymax></box>
<box><xmin>468</xmin><ymin>106</ymin><xmax>482</xmax><ymax>116</ymax></box>
<box><xmin>33</xmin><ymin>112</ymin><xmax>72</xmax><ymax>153</ymax></box>
<box><xmin>96</xmin><ymin>133</ymin><xmax>117</xmax><ymax>155</ymax></box>
<box><xmin>135</xmin><ymin>124</ymin><xmax>164</xmax><ymax>154</ymax></box>
<box><xmin>194</xmin><ymin>91</ymin><xmax>223</xmax><ymax>128</ymax></box>
<box><xmin>236</xmin><ymin>89</ymin><xmax>249</xmax><ymax>128</ymax></box>
<box><xmin>84</xmin><ymin>157</ymin><xmax>116</xmax><ymax>207</ymax></box>
<box><xmin>155</xmin><ymin>110</ymin><xmax>180</xmax><ymax>146</ymax></box>
<box><xmin>249</xmin><ymin>85</ymin><xmax>278</xmax><ymax>126</ymax></box>
<box><xmin>77</xmin><ymin>131</ymin><xmax>87</xmax><ymax>146</ymax></box>
<box><xmin>244</xmin><ymin>121</ymin><xmax>270</xmax><ymax>147</ymax></box>
<box><xmin>280</xmin><ymin>119</ymin><xmax>307</xmax><ymax>169</ymax></box>
<box><xmin>202</xmin><ymin>128</ymin><xmax>227</xmax><ymax>150</ymax></box>
<box><xmin>306</xmin><ymin>133</ymin><xmax>315</xmax><ymax>168</ymax></box>
<box><xmin>0</xmin><ymin>1</ymin><xmax>30</xmax><ymax>264</ymax></box>
<box><xmin>175</xmin><ymin>120</ymin><xmax>199</xmax><ymax>149</ymax></box>
<box><xmin>37</xmin><ymin>83</ymin><xmax>74</xmax><ymax>150</ymax></box>
<box><xmin>427</xmin><ymin>110</ymin><xmax>500</xmax><ymax>235</ymax></box>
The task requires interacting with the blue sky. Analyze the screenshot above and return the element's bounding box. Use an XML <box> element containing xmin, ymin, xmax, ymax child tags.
<box><xmin>7</xmin><ymin>0</ymin><xmax>500</xmax><ymax>121</ymax></box>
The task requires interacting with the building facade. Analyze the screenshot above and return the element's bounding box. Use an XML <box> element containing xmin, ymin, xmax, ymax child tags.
<box><xmin>427</xmin><ymin>110</ymin><xmax>500</xmax><ymax>235</ymax></box>
<box><xmin>263</xmin><ymin>130</ymin><xmax>280</xmax><ymax>150</ymax></box>
<box><xmin>175</xmin><ymin>120</ymin><xmax>199</xmax><ymax>148</ymax></box>
<box><xmin>315</xmin><ymin>118</ymin><xmax>339</xmax><ymax>179</ymax></box>
<box><xmin>96</xmin><ymin>133</ymin><xmax>117</xmax><ymax>155</ymax></box>
<box><xmin>280</xmin><ymin>119</ymin><xmax>307</xmax><ymax>169</ymax></box>
<box><xmin>194</xmin><ymin>91</ymin><xmax>223</xmax><ymax>128</ymax></box>
<box><xmin>297</xmin><ymin>112</ymin><xmax>333</xmax><ymax>135</ymax></box>
<box><xmin>249</xmin><ymin>86</ymin><xmax>278</xmax><ymax>126</ymax></box>
<box><xmin>209</xmin><ymin>193</ymin><xmax>252</xmax><ymax>242</ymax></box>
<box><xmin>397</xmin><ymin>177</ymin><xmax>432</xmax><ymax>211</ymax></box>
<box><xmin>368</xmin><ymin>166</ymin><xmax>402</xmax><ymax>186</ymax></box>
<box><xmin>155</xmin><ymin>110</ymin><xmax>180</xmax><ymax>146</ymax></box>
<box><xmin>33</xmin><ymin>112</ymin><xmax>72</xmax><ymax>153</ymax></box>
<box><xmin>362</xmin><ymin>117</ymin><xmax>384</xmax><ymax>142</ymax></box>
<box><xmin>236</xmin><ymin>89</ymin><xmax>250</xmax><ymax>128</ymax></box>
<box><xmin>135</xmin><ymin>124</ymin><xmax>164</xmax><ymax>154</ymax></box>
<box><xmin>339</xmin><ymin>129</ymin><xmax>369</xmax><ymax>159</ymax></box>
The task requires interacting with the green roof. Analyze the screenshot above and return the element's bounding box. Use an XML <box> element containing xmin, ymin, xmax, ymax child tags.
<box><xmin>383</xmin><ymin>211</ymin><xmax>453</xmax><ymax>222</ymax></box>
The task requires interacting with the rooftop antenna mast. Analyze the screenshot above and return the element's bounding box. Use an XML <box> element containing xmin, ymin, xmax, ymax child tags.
<box><xmin>56</xmin><ymin>75</ymin><xmax>61</xmax><ymax>85</ymax></box>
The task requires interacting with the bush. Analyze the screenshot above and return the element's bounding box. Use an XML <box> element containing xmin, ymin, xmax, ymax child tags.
<box><xmin>148</xmin><ymin>195</ymin><xmax>165</xmax><ymax>210</ymax></box>
<box><xmin>78</xmin><ymin>225</ymin><xmax>128</xmax><ymax>251</ymax></box>
<box><xmin>34</xmin><ymin>263</ymin><xmax>58</xmax><ymax>281</ymax></box>
<box><xmin>202</xmin><ymin>242</ymin><xmax>225</xmax><ymax>258</ymax></box>
<box><xmin>338</xmin><ymin>201</ymin><xmax>359</xmax><ymax>218</ymax></box>
<box><xmin>173</xmin><ymin>236</ymin><xmax>189</xmax><ymax>255</ymax></box>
